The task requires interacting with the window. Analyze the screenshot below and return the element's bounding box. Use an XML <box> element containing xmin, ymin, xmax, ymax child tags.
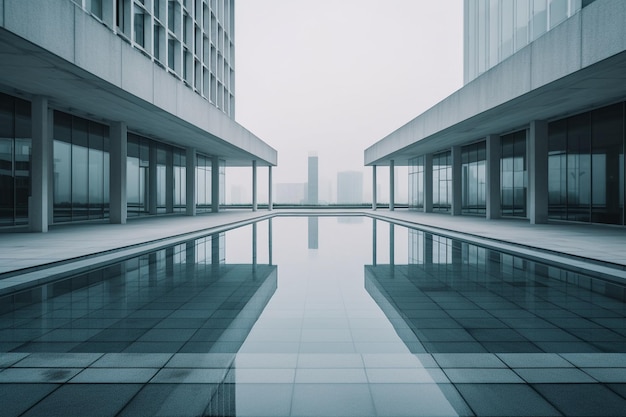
<box><xmin>433</xmin><ymin>151</ymin><xmax>451</xmax><ymax>213</ymax></box>
<box><xmin>461</xmin><ymin>141</ymin><xmax>486</xmax><ymax>215</ymax></box>
<box><xmin>408</xmin><ymin>156</ymin><xmax>424</xmax><ymax>210</ymax></box>
<box><xmin>501</xmin><ymin>130</ymin><xmax>527</xmax><ymax>217</ymax></box>
<box><xmin>134</xmin><ymin>5</ymin><xmax>145</xmax><ymax>48</ymax></box>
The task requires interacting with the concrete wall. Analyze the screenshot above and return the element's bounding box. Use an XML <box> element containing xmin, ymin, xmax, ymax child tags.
<box><xmin>1</xmin><ymin>0</ymin><xmax>277</xmax><ymax>166</ymax></box>
<box><xmin>365</xmin><ymin>0</ymin><xmax>626</xmax><ymax>166</ymax></box>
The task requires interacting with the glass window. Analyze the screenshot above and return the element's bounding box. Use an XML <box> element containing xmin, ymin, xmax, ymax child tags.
<box><xmin>433</xmin><ymin>151</ymin><xmax>451</xmax><ymax>213</ymax></box>
<box><xmin>408</xmin><ymin>156</ymin><xmax>424</xmax><ymax>210</ymax></box>
<box><xmin>549</xmin><ymin>0</ymin><xmax>568</xmax><ymax>29</ymax></box>
<box><xmin>134</xmin><ymin>6</ymin><xmax>145</xmax><ymax>48</ymax></box>
<box><xmin>500</xmin><ymin>0</ymin><xmax>514</xmax><ymax>60</ymax></box>
<box><xmin>591</xmin><ymin>103</ymin><xmax>623</xmax><ymax>224</ymax></box>
<box><xmin>462</xmin><ymin>142</ymin><xmax>487</xmax><ymax>215</ymax></box>
<box><xmin>501</xmin><ymin>130</ymin><xmax>527</xmax><ymax>217</ymax></box>
<box><xmin>532</xmin><ymin>0</ymin><xmax>548</xmax><ymax>40</ymax></box>
<box><xmin>548</xmin><ymin>119</ymin><xmax>567</xmax><ymax>219</ymax></box>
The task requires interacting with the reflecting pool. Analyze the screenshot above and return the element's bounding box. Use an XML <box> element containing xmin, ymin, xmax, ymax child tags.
<box><xmin>1</xmin><ymin>216</ymin><xmax>626</xmax><ymax>416</ymax></box>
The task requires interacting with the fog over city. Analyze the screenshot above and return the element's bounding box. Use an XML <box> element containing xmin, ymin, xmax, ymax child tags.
<box><xmin>231</xmin><ymin>0</ymin><xmax>463</xmax><ymax>204</ymax></box>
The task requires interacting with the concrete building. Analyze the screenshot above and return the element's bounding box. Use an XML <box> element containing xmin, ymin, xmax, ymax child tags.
<box><xmin>307</xmin><ymin>152</ymin><xmax>318</xmax><ymax>204</ymax></box>
<box><xmin>365</xmin><ymin>0</ymin><xmax>626</xmax><ymax>226</ymax></box>
<box><xmin>337</xmin><ymin>170</ymin><xmax>363</xmax><ymax>204</ymax></box>
<box><xmin>0</xmin><ymin>0</ymin><xmax>277</xmax><ymax>232</ymax></box>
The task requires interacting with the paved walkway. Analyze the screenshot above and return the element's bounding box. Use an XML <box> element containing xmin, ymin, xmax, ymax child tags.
<box><xmin>0</xmin><ymin>208</ymin><xmax>625</xmax><ymax>294</ymax></box>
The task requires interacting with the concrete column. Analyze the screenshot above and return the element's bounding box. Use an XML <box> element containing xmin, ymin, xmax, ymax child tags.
<box><xmin>30</xmin><ymin>96</ymin><xmax>50</xmax><ymax>232</ymax></box>
<box><xmin>451</xmin><ymin>146</ymin><xmax>462</xmax><ymax>216</ymax></box>
<box><xmin>529</xmin><ymin>120</ymin><xmax>549</xmax><ymax>224</ymax></box>
<box><xmin>424</xmin><ymin>154</ymin><xmax>433</xmax><ymax>213</ymax></box>
<box><xmin>211</xmin><ymin>156</ymin><xmax>220</xmax><ymax>213</ymax></box>
<box><xmin>268</xmin><ymin>165</ymin><xmax>273</xmax><ymax>210</ymax></box>
<box><xmin>372</xmin><ymin>218</ymin><xmax>377</xmax><ymax>266</ymax></box>
<box><xmin>148</xmin><ymin>144</ymin><xmax>157</xmax><ymax>215</ymax></box>
<box><xmin>372</xmin><ymin>165</ymin><xmax>377</xmax><ymax>210</ymax></box>
<box><xmin>268</xmin><ymin>217</ymin><xmax>273</xmax><ymax>265</ymax></box>
<box><xmin>166</xmin><ymin>150</ymin><xmax>174</xmax><ymax>213</ymax></box>
<box><xmin>47</xmin><ymin>109</ymin><xmax>54</xmax><ymax>225</ymax></box>
<box><xmin>486</xmin><ymin>134</ymin><xmax>501</xmax><ymax>219</ymax></box>
<box><xmin>252</xmin><ymin>160</ymin><xmax>257</xmax><ymax>212</ymax></box>
<box><xmin>389</xmin><ymin>160</ymin><xmax>395</xmax><ymax>211</ymax></box>
<box><xmin>110</xmin><ymin>121</ymin><xmax>127</xmax><ymax>224</ymax></box>
<box><xmin>186</xmin><ymin>148</ymin><xmax>196</xmax><ymax>216</ymax></box>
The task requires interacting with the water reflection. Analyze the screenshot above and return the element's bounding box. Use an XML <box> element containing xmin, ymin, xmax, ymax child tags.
<box><xmin>0</xmin><ymin>225</ymin><xmax>277</xmax><ymax>416</ymax></box>
<box><xmin>367</xmin><ymin>225</ymin><xmax>626</xmax><ymax>354</ymax></box>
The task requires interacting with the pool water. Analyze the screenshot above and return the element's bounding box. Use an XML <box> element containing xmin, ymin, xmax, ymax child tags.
<box><xmin>1</xmin><ymin>216</ymin><xmax>626</xmax><ymax>416</ymax></box>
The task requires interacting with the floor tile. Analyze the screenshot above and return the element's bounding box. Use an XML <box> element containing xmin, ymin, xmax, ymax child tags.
<box><xmin>0</xmin><ymin>367</ymin><xmax>82</xmax><ymax>383</ymax></box>
<box><xmin>90</xmin><ymin>353</ymin><xmax>172</xmax><ymax>368</ymax></box>
<box><xmin>234</xmin><ymin>384</ymin><xmax>294</xmax><ymax>417</ymax></box>
<box><xmin>151</xmin><ymin>368</ymin><xmax>228</xmax><ymax>384</ymax></box>
<box><xmin>0</xmin><ymin>383</ymin><xmax>59</xmax><ymax>417</ymax></box>
<box><xmin>117</xmin><ymin>384</ymin><xmax>222</xmax><ymax>417</ymax></box>
<box><xmin>533</xmin><ymin>383</ymin><xmax>626</xmax><ymax>416</ymax></box>
<box><xmin>11</xmin><ymin>352</ymin><xmax>101</xmax><ymax>368</ymax></box>
<box><xmin>291</xmin><ymin>384</ymin><xmax>375</xmax><ymax>417</ymax></box>
<box><xmin>514</xmin><ymin>367</ymin><xmax>596</xmax><ymax>383</ymax></box>
<box><xmin>497</xmin><ymin>353</ymin><xmax>573</xmax><ymax>368</ymax></box>
<box><xmin>297</xmin><ymin>353</ymin><xmax>363</xmax><ymax>368</ymax></box>
<box><xmin>166</xmin><ymin>353</ymin><xmax>235</xmax><ymax>368</ymax></box>
<box><xmin>70</xmin><ymin>367</ymin><xmax>158</xmax><ymax>383</ymax></box>
<box><xmin>561</xmin><ymin>353</ymin><xmax>626</xmax><ymax>368</ymax></box>
<box><xmin>370</xmin><ymin>383</ymin><xmax>464</xmax><ymax>416</ymax></box>
<box><xmin>444</xmin><ymin>368</ymin><xmax>524</xmax><ymax>383</ymax></box>
<box><xmin>295</xmin><ymin>368</ymin><xmax>366</xmax><ymax>383</ymax></box>
<box><xmin>582</xmin><ymin>367</ymin><xmax>626</xmax><ymax>383</ymax></box>
<box><xmin>433</xmin><ymin>353</ymin><xmax>506</xmax><ymax>368</ymax></box>
<box><xmin>456</xmin><ymin>383</ymin><xmax>561</xmax><ymax>416</ymax></box>
<box><xmin>20</xmin><ymin>383</ymin><xmax>142</xmax><ymax>417</ymax></box>
<box><xmin>235</xmin><ymin>368</ymin><xmax>295</xmax><ymax>383</ymax></box>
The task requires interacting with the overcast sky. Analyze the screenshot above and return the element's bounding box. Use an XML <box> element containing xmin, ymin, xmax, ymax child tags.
<box><xmin>233</xmin><ymin>0</ymin><xmax>463</xmax><ymax>202</ymax></box>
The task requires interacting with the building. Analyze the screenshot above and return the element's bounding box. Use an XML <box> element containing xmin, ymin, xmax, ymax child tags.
<box><xmin>364</xmin><ymin>0</ymin><xmax>626</xmax><ymax>226</ymax></box>
<box><xmin>275</xmin><ymin>182</ymin><xmax>306</xmax><ymax>205</ymax></box>
<box><xmin>307</xmin><ymin>152</ymin><xmax>318</xmax><ymax>204</ymax></box>
<box><xmin>0</xmin><ymin>0</ymin><xmax>277</xmax><ymax>232</ymax></box>
<box><xmin>337</xmin><ymin>170</ymin><xmax>363</xmax><ymax>204</ymax></box>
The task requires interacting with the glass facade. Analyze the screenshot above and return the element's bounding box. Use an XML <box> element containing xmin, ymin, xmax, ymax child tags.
<box><xmin>0</xmin><ymin>93</ymin><xmax>31</xmax><ymax>226</ymax></box>
<box><xmin>461</xmin><ymin>141</ymin><xmax>486</xmax><ymax>215</ymax></box>
<box><xmin>549</xmin><ymin>102</ymin><xmax>625</xmax><ymax>224</ymax></box>
<box><xmin>53</xmin><ymin>111</ymin><xmax>110</xmax><ymax>223</ymax></box>
<box><xmin>501</xmin><ymin>130</ymin><xmax>527</xmax><ymax>217</ymax></box>
<box><xmin>464</xmin><ymin>0</ymin><xmax>590</xmax><ymax>83</ymax></box>
<box><xmin>433</xmin><ymin>151</ymin><xmax>452</xmax><ymax>213</ymax></box>
<box><xmin>408</xmin><ymin>155</ymin><xmax>424</xmax><ymax>210</ymax></box>
<box><xmin>196</xmin><ymin>153</ymin><xmax>212</xmax><ymax>213</ymax></box>
<box><xmin>127</xmin><ymin>133</ymin><xmax>188</xmax><ymax>216</ymax></box>
<box><xmin>74</xmin><ymin>0</ymin><xmax>236</xmax><ymax>117</ymax></box>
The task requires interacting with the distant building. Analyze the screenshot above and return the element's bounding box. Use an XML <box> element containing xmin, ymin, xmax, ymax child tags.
<box><xmin>275</xmin><ymin>183</ymin><xmax>306</xmax><ymax>204</ymax></box>
<box><xmin>337</xmin><ymin>171</ymin><xmax>363</xmax><ymax>204</ymax></box>
<box><xmin>307</xmin><ymin>152</ymin><xmax>318</xmax><ymax>204</ymax></box>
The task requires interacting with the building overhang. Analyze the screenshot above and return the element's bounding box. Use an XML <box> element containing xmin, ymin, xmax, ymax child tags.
<box><xmin>0</xmin><ymin>0</ymin><xmax>277</xmax><ymax>167</ymax></box>
<box><xmin>365</xmin><ymin>0</ymin><xmax>626</xmax><ymax>167</ymax></box>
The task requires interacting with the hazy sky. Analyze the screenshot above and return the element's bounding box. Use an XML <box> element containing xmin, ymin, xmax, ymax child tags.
<box><xmin>233</xmin><ymin>0</ymin><xmax>464</xmax><ymax>202</ymax></box>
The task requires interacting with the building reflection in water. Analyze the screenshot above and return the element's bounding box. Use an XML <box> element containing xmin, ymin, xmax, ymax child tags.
<box><xmin>307</xmin><ymin>216</ymin><xmax>318</xmax><ymax>249</ymax></box>
<box><xmin>366</xmin><ymin>223</ymin><xmax>626</xmax><ymax>355</ymax></box>
<box><xmin>0</xmin><ymin>222</ymin><xmax>276</xmax><ymax>417</ymax></box>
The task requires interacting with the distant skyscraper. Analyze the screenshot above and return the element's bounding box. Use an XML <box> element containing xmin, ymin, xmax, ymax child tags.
<box><xmin>337</xmin><ymin>171</ymin><xmax>363</xmax><ymax>204</ymax></box>
<box><xmin>308</xmin><ymin>152</ymin><xmax>319</xmax><ymax>204</ymax></box>
<box><xmin>275</xmin><ymin>183</ymin><xmax>306</xmax><ymax>204</ymax></box>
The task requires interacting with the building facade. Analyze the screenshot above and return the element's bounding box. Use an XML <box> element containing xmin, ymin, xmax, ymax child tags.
<box><xmin>337</xmin><ymin>171</ymin><xmax>363</xmax><ymax>204</ymax></box>
<box><xmin>365</xmin><ymin>0</ymin><xmax>625</xmax><ymax>226</ymax></box>
<box><xmin>0</xmin><ymin>0</ymin><xmax>276</xmax><ymax>231</ymax></box>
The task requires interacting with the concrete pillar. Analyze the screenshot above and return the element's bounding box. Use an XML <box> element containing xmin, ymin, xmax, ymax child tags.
<box><xmin>252</xmin><ymin>160</ymin><xmax>257</xmax><ymax>212</ymax></box>
<box><xmin>268</xmin><ymin>165</ymin><xmax>273</xmax><ymax>210</ymax></box>
<box><xmin>424</xmin><ymin>154</ymin><xmax>433</xmax><ymax>213</ymax></box>
<box><xmin>166</xmin><ymin>150</ymin><xmax>174</xmax><ymax>213</ymax></box>
<box><xmin>389</xmin><ymin>160</ymin><xmax>395</xmax><ymax>211</ymax></box>
<box><xmin>486</xmin><ymin>134</ymin><xmax>501</xmax><ymax>219</ymax></box>
<box><xmin>211</xmin><ymin>156</ymin><xmax>220</xmax><ymax>213</ymax></box>
<box><xmin>110</xmin><ymin>121</ymin><xmax>127</xmax><ymax>224</ymax></box>
<box><xmin>148</xmin><ymin>144</ymin><xmax>157</xmax><ymax>215</ymax></box>
<box><xmin>30</xmin><ymin>96</ymin><xmax>50</xmax><ymax>232</ymax></box>
<box><xmin>268</xmin><ymin>217</ymin><xmax>273</xmax><ymax>265</ymax></box>
<box><xmin>372</xmin><ymin>218</ymin><xmax>377</xmax><ymax>265</ymax></box>
<box><xmin>372</xmin><ymin>165</ymin><xmax>377</xmax><ymax>210</ymax></box>
<box><xmin>451</xmin><ymin>146</ymin><xmax>462</xmax><ymax>216</ymax></box>
<box><xmin>186</xmin><ymin>148</ymin><xmax>196</xmax><ymax>216</ymax></box>
<box><xmin>47</xmin><ymin>109</ymin><xmax>54</xmax><ymax>225</ymax></box>
<box><xmin>529</xmin><ymin>120</ymin><xmax>549</xmax><ymax>224</ymax></box>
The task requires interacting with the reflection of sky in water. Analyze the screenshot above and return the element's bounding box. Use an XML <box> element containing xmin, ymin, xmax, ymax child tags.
<box><xmin>236</xmin><ymin>217</ymin><xmax>458</xmax><ymax>416</ymax></box>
